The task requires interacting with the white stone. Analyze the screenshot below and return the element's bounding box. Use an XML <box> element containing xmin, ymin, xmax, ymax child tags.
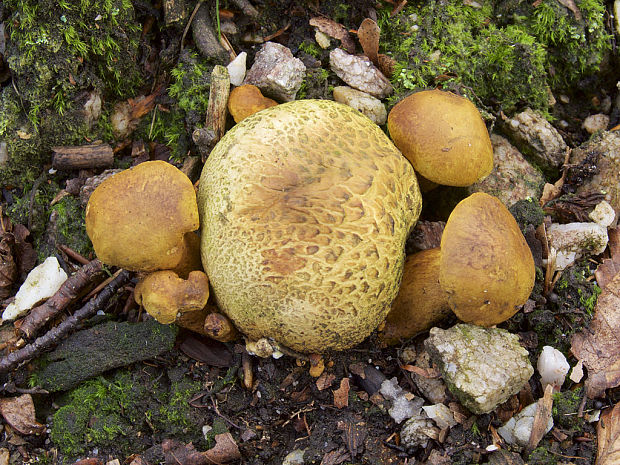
<box><xmin>329</xmin><ymin>48</ymin><xmax>393</xmax><ymax>99</ymax></box>
<box><xmin>227</xmin><ymin>52</ymin><xmax>247</xmax><ymax>86</ymax></box>
<box><xmin>582</xmin><ymin>114</ymin><xmax>610</xmax><ymax>134</ymax></box>
<box><xmin>315</xmin><ymin>30</ymin><xmax>330</xmax><ymax>49</ymax></box>
<box><xmin>537</xmin><ymin>346</ymin><xmax>569</xmax><ymax>391</ymax></box>
<box><xmin>498</xmin><ymin>402</ymin><xmax>554</xmax><ymax>447</ymax></box>
<box><xmin>422</xmin><ymin>404</ymin><xmax>457</xmax><ymax>430</ymax></box>
<box><xmin>401</xmin><ymin>414</ymin><xmax>439</xmax><ymax>448</ymax></box>
<box><xmin>282</xmin><ymin>449</ymin><xmax>305</xmax><ymax>465</ymax></box>
<box><xmin>547</xmin><ymin>222</ymin><xmax>608</xmax><ymax>270</ymax></box>
<box><xmin>2</xmin><ymin>257</ymin><xmax>68</xmax><ymax>321</ymax></box>
<box><xmin>244</xmin><ymin>42</ymin><xmax>306</xmax><ymax>102</ymax></box>
<box><xmin>333</xmin><ymin>86</ymin><xmax>387</xmax><ymax>125</ymax></box>
<box><xmin>589</xmin><ymin>200</ymin><xmax>616</xmax><ymax>228</ymax></box>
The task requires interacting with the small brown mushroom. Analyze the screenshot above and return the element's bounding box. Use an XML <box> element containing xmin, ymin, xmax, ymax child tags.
<box><xmin>85</xmin><ymin>160</ymin><xmax>200</xmax><ymax>273</ymax></box>
<box><xmin>379</xmin><ymin>248</ymin><xmax>452</xmax><ymax>345</ymax></box>
<box><xmin>228</xmin><ymin>84</ymin><xmax>277</xmax><ymax>123</ymax></box>
<box><xmin>134</xmin><ymin>270</ymin><xmax>210</xmax><ymax>324</ymax></box>
<box><xmin>439</xmin><ymin>193</ymin><xmax>535</xmax><ymax>326</ymax></box>
<box><xmin>388</xmin><ymin>89</ymin><xmax>493</xmax><ymax>187</ymax></box>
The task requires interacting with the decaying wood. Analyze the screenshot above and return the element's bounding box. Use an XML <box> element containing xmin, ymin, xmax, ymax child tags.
<box><xmin>19</xmin><ymin>259</ymin><xmax>104</xmax><ymax>339</ymax></box>
<box><xmin>204</xmin><ymin>312</ymin><xmax>239</xmax><ymax>342</ymax></box>
<box><xmin>200</xmin><ymin>65</ymin><xmax>230</xmax><ymax>161</ymax></box>
<box><xmin>52</xmin><ymin>143</ymin><xmax>114</xmax><ymax>170</ymax></box>
<box><xmin>0</xmin><ymin>270</ymin><xmax>130</xmax><ymax>374</ymax></box>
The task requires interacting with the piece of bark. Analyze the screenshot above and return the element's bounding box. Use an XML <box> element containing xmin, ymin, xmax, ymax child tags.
<box><xmin>52</xmin><ymin>143</ymin><xmax>114</xmax><ymax>170</ymax></box>
<box><xmin>192</xmin><ymin>3</ymin><xmax>228</xmax><ymax>63</ymax></box>
<box><xmin>203</xmin><ymin>312</ymin><xmax>239</xmax><ymax>342</ymax></box>
<box><xmin>201</xmin><ymin>65</ymin><xmax>230</xmax><ymax>160</ymax></box>
<box><xmin>0</xmin><ymin>270</ymin><xmax>130</xmax><ymax>374</ymax></box>
<box><xmin>19</xmin><ymin>259</ymin><xmax>104</xmax><ymax>339</ymax></box>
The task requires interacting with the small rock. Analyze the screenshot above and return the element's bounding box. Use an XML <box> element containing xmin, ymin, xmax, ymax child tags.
<box><xmin>333</xmin><ymin>86</ymin><xmax>387</xmax><ymax>125</ymax></box>
<box><xmin>589</xmin><ymin>200</ymin><xmax>616</xmax><ymax>227</ymax></box>
<box><xmin>2</xmin><ymin>257</ymin><xmax>68</xmax><ymax>321</ymax></box>
<box><xmin>227</xmin><ymin>52</ymin><xmax>247</xmax><ymax>86</ymax></box>
<box><xmin>228</xmin><ymin>85</ymin><xmax>277</xmax><ymax>123</ymax></box>
<box><xmin>546</xmin><ymin>222</ymin><xmax>608</xmax><ymax>270</ymax></box>
<box><xmin>503</xmin><ymin>108</ymin><xmax>567</xmax><ymax>171</ymax></box>
<box><xmin>424</xmin><ymin>324</ymin><xmax>533</xmax><ymax>414</ymax></box>
<box><xmin>400</xmin><ymin>414</ymin><xmax>439</xmax><ymax>449</ymax></box>
<box><xmin>569</xmin><ymin>131</ymin><xmax>620</xmax><ymax>223</ymax></box>
<box><xmin>497</xmin><ymin>402</ymin><xmax>554</xmax><ymax>447</ymax></box>
<box><xmin>282</xmin><ymin>449</ymin><xmax>305</xmax><ymax>465</ymax></box>
<box><xmin>329</xmin><ymin>48</ymin><xmax>393</xmax><ymax>99</ymax></box>
<box><xmin>537</xmin><ymin>346</ymin><xmax>569</xmax><ymax>391</ymax></box>
<box><xmin>582</xmin><ymin>113</ymin><xmax>610</xmax><ymax>134</ymax></box>
<box><xmin>422</xmin><ymin>404</ymin><xmax>458</xmax><ymax>430</ymax></box>
<box><xmin>469</xmin><ymin>134</ymin><xmax>545</xmax><ymax>206</ymax></box>
<box><xmin>408</xmin><ymin>343</ymin><xmax>449</xmax><ymax>404</ymax></box>
<box><xmin>244</xmin><ymin>42</ymin><xmax>306</xmax><ymax>102</ymax></box>
<box><xmin>380</xmin><ymin>377</ymin><xmax>423</xmax><ymax>423</ymax></box>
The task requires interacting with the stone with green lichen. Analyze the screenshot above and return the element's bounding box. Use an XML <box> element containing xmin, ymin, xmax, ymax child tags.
<box><xmin>424</xmin><ymin>324</ymin><xmax>533</xmax><ymax>414</ymax></box>
<box><xmin>33</xmin><ymin>319</ymin><xmax>178</xmax><ymax>392</ymax></box>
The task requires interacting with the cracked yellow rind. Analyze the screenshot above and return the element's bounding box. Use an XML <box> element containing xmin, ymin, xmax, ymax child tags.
<box><xmin>198</xmin><ymin>100</ymin><xmax>422</xmax><ymax>352</ymax></box>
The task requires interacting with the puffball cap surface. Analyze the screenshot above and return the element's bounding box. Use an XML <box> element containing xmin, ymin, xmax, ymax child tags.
<box><xmin>85</xmin><ymin>160</ymin><xmax>199</xmax><ymax>272</ymax></box>
<box><xmin>198</xmin><ymin>99</ymin><xmax>422</xmax><ymax>352</ymax></box>
<box><xmin>388</xmin><ymin>89</ymin><xmax>493</xmax><ymax>186</ymax></box>
<box><xmin>439</xmin><ymin>193</ymin><xmax>535</xmax><ymax>326</ymax></box>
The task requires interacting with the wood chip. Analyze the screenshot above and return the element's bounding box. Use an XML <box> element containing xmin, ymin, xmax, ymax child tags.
<box><xmin>316</xmin><ymin>372</ymin><xmax>336</xmax><ymax>391</ymax></box>
<box><xmin>309</xmin><ymin>17</ymin><xmax>355</xmax><ymax>54</ymax></box>
<box><xmin>526</xmin><ymin>384</ymin><xmax>554</xmax><ymax>455</ymax></box>
<box><xmin>333</xmin><ymin>378</ymin><xmax>350</xmax><ymax>409</ymax></box>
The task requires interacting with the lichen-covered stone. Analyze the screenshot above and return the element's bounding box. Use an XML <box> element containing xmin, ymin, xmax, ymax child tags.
<box><xmin>424</xmin><ymin>324</ymin><xmax>533</xmax><ymax>414</ymax></box>
<box><xmin>244</xmin><ymin>42</ymin><xmax>306</xmax><ymax>102</ymax></box>
<box><xmin>469</xmin><ymin>134</ymin><xmax>544</xmax><ymax>207</ymax></box>
<box><xmin>197</xmin><ymin>100</ymin><xmax>421</xmax><ymax>353</ymax></box>
<box><xmin>503</xmin><ymin>108</ymin><xmax>567</xmax><ymax>172</ymax></box>
<box><xmin>329</xmin><ymin>48</ymin><xmax>393</xmax><ymax>99</ymax></box>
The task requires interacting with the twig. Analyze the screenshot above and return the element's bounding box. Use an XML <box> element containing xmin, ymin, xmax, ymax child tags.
<box><xmin>0</xmin><ymin>270</ymin><xmax>130</xmax><ymax>374</ymax></box>
<box><xmin>57</xmin><ymin>244</ymin><xmax>90</xmax><ymax>265</ymax></box>
<box><xmin>20</xmin><ymin>259</ymin><xmax>104</xmax><ymax>339</ymax></box>
<box><xmin>181</xmin><ymin>0</ymin><xmax>204</xmax><ymax>52</ymax></box>
<box><xmin>82</xmin><ymin>269</ymin><xmax>122</xmax><ymax>301</ymax></box>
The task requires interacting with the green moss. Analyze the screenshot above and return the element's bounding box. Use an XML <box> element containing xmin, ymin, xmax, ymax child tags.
<box><xmin>509</xmin><ymin>198</ymin><xmax>546</xmax><ymax>232</ymax></box>
<box><xmin>298</xmin><ymin>40</ymin><xmax>322</xmax><ymax>59</ymax></box>
<box><xmin>553</xmin><ymin>387</ymin><xmax>586</xmax><ymax>432</ymax></box>
<box><xmin>527</xmin><ymin>446</ymin><xmax>559</xmax><ymax>465</ymax></box>
<box><xmin>47</xmin><ymin>196</ymin><xmax>93</xmax><ymax>259</ymax></box>
<box><xmin>380</xmin><ymin>0</ymin><xmax>549</xmax><ymax>113</ymax></box>
<box><xmin>0</xmin><ymin>0</ymin><xmax>142</xmax><ymax>185</ymax></box>
<box><xmin>51</xmin><ymin>368</ymin><xmax>205</xmax><ymax>462</ymax></box>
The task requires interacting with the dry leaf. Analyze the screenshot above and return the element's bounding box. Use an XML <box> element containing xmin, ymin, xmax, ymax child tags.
<box><xmin>13</xmin><ymin>224</ymin><xmax>36</xmax><ymax>280</ymax></box>
<box><xmin>596</xmin><ymin>402</ymin><xmax>620</xmax><ymax>465</ymax></box>
<box><xmin>377</xmin><ymin>53</ymin><xmax>396</xmax><ymax>78</ymax></box>
<box><xmin>333</xmin><ymin>378</ymin><xmax>350</xmax><ymax>409</ymax></box>
<box><xmin>316</xmin><ymin>372</ymin><xmax>336</xmax><ymax>391</ymax></box>
<box><xmin>202</xmin><ymin>432</ymin><xmax>241</xmax><ymax>464</ymax></box>
<box><xmin>338</xmin><ymin>420</ymin><xmax>367</xmax><ymax>458</ymax></box>
<box><xmin>0</xmin><ymin>394</ymin><xmax>45</xmax><ymax>435</ymax></box>
<box><xmin>320</xmin><ymin>448</ymin><xmax>350</xmax><ymax>465</ymax></box>
<box><xmin>401</xmin><ymin>364</ymin><xmax>440</xmax><ymax>378</ymax></box>
<box><xmin>526</xmin><ymin>384</ymin><xmax>554</xmax><ymax>454</ymax></box>
<box><xmin>570</xmin><ymin>359</ymin><xmax>585</xmax><ymax>383</ymax></box>
<box><xmin>571</xmin><ymin>272</ymin><xmax>620</xmax><ymax>398</ymax></box>
<box><xmin>309</xmin><ymin>17</ymin><xmax>355</xmax><ymax>54</ymax></box>
<box><xmin>539</xmin><ymin>183</ymin><xmax>561</xmax><ymax>206</ymax></box>
<box><xmin>596</xmin><ymin>229</ymin><xmax>620</xmax><ymax>290</ymax></box>
<box><xmin>557</xmin><ymin>0</ymin><xmax>582</xmax><ymax>20</ymax></box>
<box><xmin>357</xmin><ymin>18</ymin><xmax>379</xmax><ymax>65</ymax></box>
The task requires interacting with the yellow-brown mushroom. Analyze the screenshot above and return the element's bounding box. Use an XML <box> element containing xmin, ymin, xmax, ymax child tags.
<box><xmin>85</xmin><ymin>160</ymin><xmax>200</xmax><ymax>274</ymax></box>
<box><xmin>439</xmin><ymin>193</ymin><xmax>535</xmax><ymax>326</ymax></box>
<box><xmin>379</xmin><ymin>248</ymin><xmax>451</xmax><ymax>345</ymax></box>
<box><xmin>134</xmin><ymin>270</ymin><xmax>210</xmax><ymax>325</ymax></box>
<box><xmin>228</xmin><ymin>84</ymin><xmax>278</xmax><ymax>123</ymax></box>
<box><xmin>388</xmin><ymin>89</ymin><xmax>493</xmax><ymax>187</ymax></box>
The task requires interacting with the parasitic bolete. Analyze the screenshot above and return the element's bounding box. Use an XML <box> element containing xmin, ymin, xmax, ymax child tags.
<box><xmin>439</xmin><ymin>193</ymin><xmax>535</xmax><ymax>326</ymax></box>
<box><xmin>388</xmin><ymin>89</ymin><xmax>493</xmax><ymax>187</ymax></box>
<box><xmin>197</xmin><ymin>99</ymin><xmax>422</xmax><ymax>353</ymax></box>
<box><xmin>379</xmin><ymin>248</ymin><xmax>452</xmax><ymax>345</ymax></box>
<box><xmin>85</xmin><ymin>160</ymin><xmax>201</xmax><ymax>274</ymax></box>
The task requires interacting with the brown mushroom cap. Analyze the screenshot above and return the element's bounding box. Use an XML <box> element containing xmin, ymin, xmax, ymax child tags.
<box><xmin>380</xmin><ymin>248</ymin><xmax>452</xmax><ymax>345</ymax></box>
<box><xmin>134</xmin><ymin>270</ymin><xmax>209</xmax><ymax>324</ymax></box>
<box><xmin>439</xmin><ymin>193</ymin><xmax>535</xmax><ymax>326</ymax></box>
<box><xmin>387</xmin><ymin>89</ymin><xmax>493</xmax><ymax>187</ymax></box>
<box><xmin>228</xmin><ymin>84</ymin><xmax>278</xmax><ymax>123</ymax></box>
<box><xmin>85</xmin><ymin>160</ymin><xmax>199</xmax><ymax>272</ymax></box>
<box><xmin>198</xmin><ymin>99</ymin><xmax>422</xmax><ymax>353</ymax></box>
